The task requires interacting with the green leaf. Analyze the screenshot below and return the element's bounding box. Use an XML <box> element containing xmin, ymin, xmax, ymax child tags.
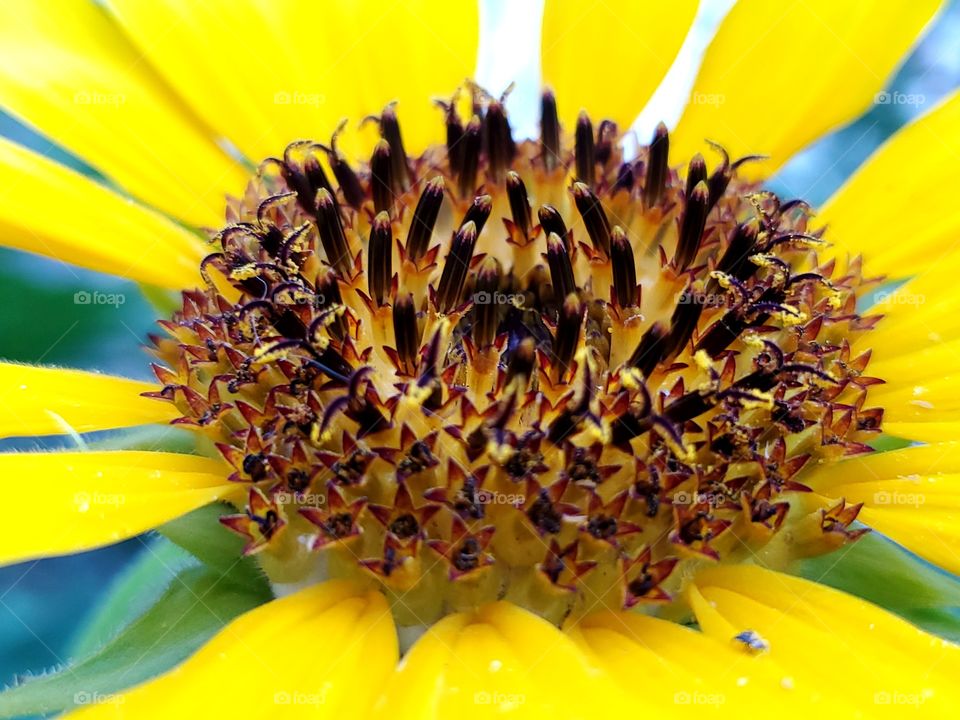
<box><xmin>87</xmin><ymin>425</ymin><xmax>200</xmax><ymax>454</ymax></box>
<box><xmin>796</xmin><ymin>533</ymin><xmax>960</xmax><ymax>637</ymax></box>
<box><xmin>70</xmin><ymin>538</ymin><xmax>196</xmax><ymax>657</ymax></box>
<box><xmin>0</xmin><ymin>564</ymin><xmax>268</xmax><ymax>719</ymax></box>
<box><xmin>158</xmin><ymin>502</ymin><xmax>268</xmax><ymax>591</ymax></box>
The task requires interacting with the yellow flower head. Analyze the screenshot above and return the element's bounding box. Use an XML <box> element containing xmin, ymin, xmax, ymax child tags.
<box><xmin>1</xmin><ymin>0</ymin><xmax>960</xmax><ymax>718</ymax></box>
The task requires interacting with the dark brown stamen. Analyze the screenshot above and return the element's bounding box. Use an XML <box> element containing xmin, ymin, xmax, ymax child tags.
<box><xmin>405</xmin><ymin>176</ymin><xmax>445</xmax><ymax>263</ymax></box>
<box><xmin>371</xmin><ymin>139</ymin><xmax>394</xmax><ymax>215</ymax></box>
<box><xmin>316</xmin><ymin>267</ymin><xmax>347</xmax><ymax>340</ymax></box>
<box><xmin>575</xmin><ymin>111</ymin><xmax>595</xmax><ymax>186</ymax></box>
<box><xmin>379</xmin><ymin>104</ymin><xmax>411</xmax><ymax>192</ymax></box>
<box><xmin>611</xmin><ymin>226</ymin><xmax>638</xmax><ymax>308</ymax></box>
<box><xmin>663</xmin><ymin>290</ymin><xmax>703</xmax><ymax>359</ymax></box>
<box><xmin>685</xmin><ymin>153</ymin><xmax>707</xmax><ymax>199</ymax></box>
<box><xmin>315</xmin><ymin>189</ymin><xmax>352</xmax><ymax>274</ymax></box>
<box><xmin>473</xmin><ymin>257</ymin><xmax>501</xmax><ymax>347</ymax></box>
<box><xmin>458</xmin><ymin>115</ymin><xmax>482</xmax><ymax>198</ymax></box>
<box><xmin>596</xmin><ymin>120</ymin><xmax>617</xmax><ymax>167</ymax></box>
<box><xmin>674</xmin><ymin>181</ymin><xmax>709</xmax><ymax>271</ymax></box>
<box><xmin>368</xmin><ymin>211</ymin><xmax>392</xmax><ymax>306</ymax></box>
<box><xmin>538</xmin><ymin>204</ymin><xmax>568</xmax><ymax>246</ymax></box>
<box><xmin>643</xmin><ymin>122</ymin><xmax>669</xmax><ymax>208</ymax></box>
<box><xmin>547</xmin><ymin>232</ymin><xmax>576</xmax><ymax>301</ymax></box>
<box><xmin>540</xmin><ymin>91</ymin><xmax>561</xmax><ymax>172</ymax></box>
<box><xmin>303</xmin><ymin>145</ymin><xmax>335</xmax><ymax>199</ymax></box>
<box><xmin>506</xmin><ymin>171</ymin><xmax>532</xmax><ymax>241</ymax></box>
<box><xmin>505</xmin><ymin>336</ymin><xmax>536</xmax><ymax>389</ymax></box>
<box><xmin>435</xmin><ymin>221</ymin><xmax>478</xmax><ymax>312</ymax></box>
<box><xmin>485</xmin><ymin>101</ymin><xmax>516</xmax><ymax>183</ymax></box>
<box><xmin>572</xmin><ymin>182</ymin><xmax>611</xmax><ymax>257</ymax></box>
<box><xmin>715</xmin><ymin>219</ymin><xmax>760</xmax><ymax>281</ymax></box>
<box><xmin>628</xmin><ymin>322</ymin><xmax>667</xmax><ymax>377</ymax></box>
<box><xmin>440</xmin><ymin>98</ymin><xmax>465</xmax><ymax>177</ymax></box>
<box><xmin>554</xmin><ymin>294</ymin><xmax>584</xmax><ymax>378</ymax></box>
<box><xmin>392</xmin><ymin>293</ymin><xmax>420</xmax><ymax>375</ymax></box>
<box><xmin>460</xmin><ymin>194</ymin><xmax>493</xmax><ymax>237</ymax></box>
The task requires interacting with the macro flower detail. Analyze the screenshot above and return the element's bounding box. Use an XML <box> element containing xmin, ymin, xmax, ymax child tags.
<box><xmin>146</xmin><ymin>89</ymin><xmax>886</xmax><ymax>628</ymax></box>
<box><xmin>1</xmin><ymin>0</ymin><xmax>960</xmax><ymax>718</ymax></box>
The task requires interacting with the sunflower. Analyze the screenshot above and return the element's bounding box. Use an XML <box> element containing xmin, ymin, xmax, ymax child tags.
<box><xmin>1</xmin><ymin>0</ymin><xmax>959</xmax><ymax>717</ymax></box>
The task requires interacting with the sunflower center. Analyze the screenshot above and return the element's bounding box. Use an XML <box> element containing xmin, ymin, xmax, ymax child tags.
<box><xmin>149</xmin><ymin>85</ymin><xmax>883</xmax><ymax>626</ymax></box>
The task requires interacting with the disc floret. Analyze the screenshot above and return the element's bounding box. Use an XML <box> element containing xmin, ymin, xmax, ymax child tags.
<box><xmin>149</xmin><ymin>85</ymin><xmax>883</xmax><ymax>624</ymax></box>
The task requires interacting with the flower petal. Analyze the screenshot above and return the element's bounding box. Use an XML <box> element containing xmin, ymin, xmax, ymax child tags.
<box><xmin>0</xmin><ymin>137</ymin><xmax>206</xmax><ymax>289</ymax></box>
<box><xmin>818</xmin><ymin>89</ymin><xmax>960</xmax><ymax>278</ymax></box>
<box><xmin>805</xmin><ymin>442</ymin><xmax>960</xmax><ymax>573</ymax></box>
<box><xmin>541</xmin><ymin>0</ymin><xmax>697</xmax><ymax>130</ymax></box>
<box><xmin>66</xmin><ymin>580</ymin><xmax>397</xmax><ymax>718</ymax></box>
<box><xmin>671</xmin><ymin>0</ymin><xmax>942</xmax><ymax>179</ymax></box>
<box><xmin>0</xmin><ymin>363</ymin><xmax>176</xmax><ymax>439</ymax></box>
<box><xmin>106</xmin><ymin>0</ymin><xmax>479</xmax><ymax>161</ymax></box>
<box><xmin>566</xmin><ymin>610</ymin><xmax>803</xmax><ymax>712</ymax></box>
<box><xmin>690</xmin><ymin>564</ymin><xmax>960</xmax><ymax>712</ymax></box>
<box><xmin>372</xmin><ymin>601</ymin><xmax>626</xmax><ymax>718</ymax></box>
<box><xmin>0</xmin><ymin>0</ymin><xmax>247</xmax><ymax>226</ymax></box>
<box><xmin>0</xmin><ymin>451</ymin><xmax>240</xmax><ymax>567</ymax></box>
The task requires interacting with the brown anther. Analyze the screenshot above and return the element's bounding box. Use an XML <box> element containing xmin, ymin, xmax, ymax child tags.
<box><xmin>572</xmin><ymin>182</ymin><xmax>611</xmax><ymax>257</ymax></box>
<box><xmin>368</xmin><ymin>211</ymin><xmax>393</xmax><ymax>306</ymax></box>
<box><xmin>540</xmin><ymin>91</ymin><xmax>561</xmax><ymax>172</ymax></box>
<box><xmin>405</xmin><ymin>176</ymin><xmax>445</xmax><ymax>263</ymax></box>
<box><xmin>643</xmin><ymin>122</ymin><xmax>669</xmax><ymax>208</ymax></box>
<box><xmin>435</xmin><ymin>221</ymin><xmax>479</xmax><ymax>312</ymax></box>
<box><xmin>574</xmin><ymin>111</ymin><xmax>595</xmax><ymax>186</ymax></box>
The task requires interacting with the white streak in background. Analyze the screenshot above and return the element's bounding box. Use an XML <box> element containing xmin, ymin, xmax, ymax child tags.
<box><xmin>475</xmin><ymin>0</ymin><xmax>545</xmax><ymax>139</ymax></box>
<box><xmin>474</xmin><ymin>0</ymin><xmax>734</xmax><ymax>154</ymax></box>
<box><xmin>631</xmin><ymin>0</ymin><xmax>735</xmax><ymax>139</ymax></box>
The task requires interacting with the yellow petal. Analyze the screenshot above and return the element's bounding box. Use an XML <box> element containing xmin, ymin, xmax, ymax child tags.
<box><xmin>0</xmin><ymin>0</ymin><xmax>247</xmax><ymax>226</ymax></box>
<box><xmin>106</xmin><ymin>0</ymin><xmax>479</xmax><ymax>162</ymax></box>
<box><xmin>868</xmin><ymin>339</ymin><xmax>960</xmax><ymax>384</ymax></box>
<box><xmin>671</xmin><ymin>0</ymin><xmax>942</xmax><ymax>179</ymax></box>
<box><xmin>819</xmin><ymin>89</ymin><xmax>960</xmax><ymax>278</ymax></box>
<box><xmin>566</xmin><ymin>610</ymin><xmax>805</xmax><ymax>713</ymax></box>
<box><xmin>690</xmin><ymin>565</ymin><xmax>960</xmax><ymax>714</ymax></box>
<box><xmin>0</xmin><ymin>363</ymin><xmax>176</xmax><ymax>439</ymax></box>
<box><xmin>0</xmin><ymin>451</ymin><xmax>240</xmax><ymax>567</ymax></box>
<box><xmin>0</xmin><ymin>137</ymin><xmax>205</xmax><ymax>289</ymax></box>
<box><xmin>373</xmin><ymin>601</ymin><xmax>626</xmax><ymax>718</ymax></box>
<box><xmin>804</xmin><ymin>442</ymin><xmax>960</xmax><ymax>573</ymax></box>
<box><xmin>869</xmin><ymin>376</ymin><xmax>960</xmax><ymax>424</ymax></box>
<box><xmin>884</xmin><ymin>422</ymin><xmax>960</xmax><ymax>443</ymax></box>
<box><xmin>541</xmin><ymin>0</ymin><xmax>697</xmax><ymax>130</ymax></box>
<box><xmin>67</xmin><ymin>580</ymin><xmax>397</xmax><ymax>719</ymax></box>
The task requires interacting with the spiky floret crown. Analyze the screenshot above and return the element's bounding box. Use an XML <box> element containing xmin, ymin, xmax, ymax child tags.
<box><xmin>149</xmin><ymin>86</ymin><xmax>881</xmax><ymax>624</ymax></box>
